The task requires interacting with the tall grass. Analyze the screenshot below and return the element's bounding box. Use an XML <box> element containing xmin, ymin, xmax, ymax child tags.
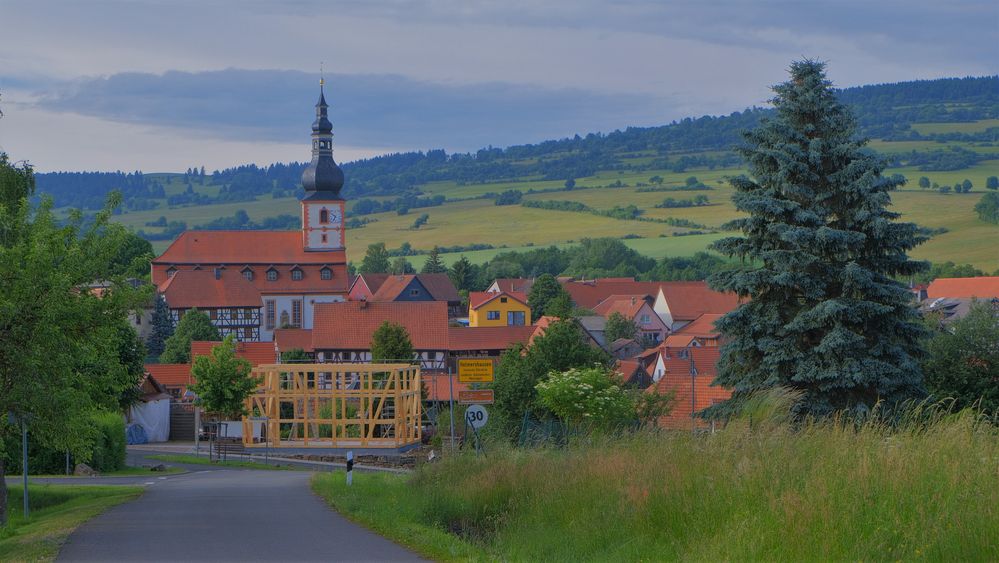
<box><xmin>314</xmin><ymin>394</ymin><xmax>999</xmax><ymax>561</ymax></box>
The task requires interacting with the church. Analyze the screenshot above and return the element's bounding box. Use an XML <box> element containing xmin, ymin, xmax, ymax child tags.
<box><xmin>151</xmin><ymin>82</ymin><xmax>350</xmax><ymax>341</ymax></box>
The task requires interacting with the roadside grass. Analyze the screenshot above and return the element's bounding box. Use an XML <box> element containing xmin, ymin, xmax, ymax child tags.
<box><xmin>145</xmin><ymin>454</ymin><xmax>297</xmax><ymax>470</ymax></box>
<box><xmin>0</xmin><ymin>484</ymin><xmax>142</xmax><ymax>562</ymax></box>
<box><xmin>312</xmin><ymin>408</ymin><xmax>999</xmax><ymax>561</ymax></box>
<box><xmin>9</xmin><ymin>465</ymin><xmax>184</xmax><ymax>478</ymax></box>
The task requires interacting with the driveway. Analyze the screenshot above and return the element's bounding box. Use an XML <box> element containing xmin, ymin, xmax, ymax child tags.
<box><xmin>57</xmin><ymin>466</ymin><xmax>423</xmax><ymax>562</ymax></box>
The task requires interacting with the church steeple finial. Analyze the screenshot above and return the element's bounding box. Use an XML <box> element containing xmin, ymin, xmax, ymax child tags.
<box><xmin>301</xmin><ymin>72</ymin><xmax>344</xmax><ymax>197</ymax></box>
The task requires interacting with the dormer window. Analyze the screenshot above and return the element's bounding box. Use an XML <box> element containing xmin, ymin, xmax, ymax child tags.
<box><xmin>320</xmin><ymin>209</ymin><xmax>329</xmax><ymax>224</ymax></box>
<box><xmin>320</xmin><ymin>267</ymin><xmax>332</xmax><ymax>280</ymax></box>
<box><xmin>266</xmin><ymin>268</ymin><xmax>278</xmax><ymax>282</ymax></box>
<box><xmin>166</xmin><ymin>267</ymin><xmax>177</xmax><ymax>277</ymax></box>
<box><xmin>242</xmin><ymin>268</ymin><xmax>254</xmax><ymax>281</ymax></box>
<box><xmin>291</xmin><ymin>268</ymin><xmax>303</xmax><ymax>281</ymax></box>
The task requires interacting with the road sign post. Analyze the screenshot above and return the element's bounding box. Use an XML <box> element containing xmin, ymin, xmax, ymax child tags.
<box><xmin>458</xmin><ymin>389</ymin><xmax>494</xmax><ymax>404</ymax></box>
<box><xmin>346</xmin><ymin>451</ymin><xmax>354</xmax><ymax>486</ymax></box>
<box><xmin>457</xmin><ymin>359</ymin><xmax>494</xmax><ymax>384</ymax></box>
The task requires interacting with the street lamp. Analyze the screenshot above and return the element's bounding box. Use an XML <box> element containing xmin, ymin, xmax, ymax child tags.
<box><xmin>7</xmin><ymin>412</ymin><xmax>31</xmax><ymax>518</ymax></box>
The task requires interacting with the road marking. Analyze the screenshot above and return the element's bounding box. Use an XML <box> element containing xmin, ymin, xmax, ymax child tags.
<box><xmin>144</xmin><ymin>481</ymin><xmax>155</xmax><ymax>485</ymax></box>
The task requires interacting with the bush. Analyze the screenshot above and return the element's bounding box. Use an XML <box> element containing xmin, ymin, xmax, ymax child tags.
<box><xmin>88</xmin><ymin>411</ymin><xmax>127</xmax><ymax>472</ymax></box>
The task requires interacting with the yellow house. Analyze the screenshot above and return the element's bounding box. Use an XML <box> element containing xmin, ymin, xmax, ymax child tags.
<box><xmin>468</xmin><ymin>291</ymin><xmax>531</xmax><ymax>327</ymax></box>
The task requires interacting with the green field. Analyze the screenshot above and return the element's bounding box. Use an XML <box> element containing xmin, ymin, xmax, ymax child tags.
<box><xmin>113</xmin><ymin>120</ymin><xmax>999</xmax><ymax>270</ymax></box>
<box><xmin>312</xmin><ymin>406</ymin><xmax>998</xmax><ymax>561</ymax></box>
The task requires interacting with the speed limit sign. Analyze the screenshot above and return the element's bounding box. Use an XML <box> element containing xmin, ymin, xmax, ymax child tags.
<box><xmin>465</xmin><ymin>404</ymin><xmax>488</xmax><ymax>429</ymax></box>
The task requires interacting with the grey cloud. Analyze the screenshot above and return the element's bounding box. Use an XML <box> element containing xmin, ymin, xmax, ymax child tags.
<box><xmin>35</xmin><ymin>69</ymin><xmax>673</xmax><ymax>151</ymax></box>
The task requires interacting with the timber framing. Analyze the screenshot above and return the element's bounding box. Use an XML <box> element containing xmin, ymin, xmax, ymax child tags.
<box><xmin>242</xmin><ymin>363</ymin><xmax>422</xmax><ymax>450</ymax></box>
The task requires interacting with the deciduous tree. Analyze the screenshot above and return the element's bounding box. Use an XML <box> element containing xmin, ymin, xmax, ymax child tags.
<box><xmin>527</xmin><ymin>273</ymin><xmax>568</xmax><ymax>322</ymax></box>
<box><xmin>190</xmin><ymin>335</ymin><xmax>259</xmax><ymax>421</ymax></box>
<box><xmin>370</xmin><ymin>321</ymin><xmax>415</xmax><ymax>363</ymax></box>
<box><xmin>359</xmin><ymin>242</ymin><xmax>391</xmax><ymax>274</ymax></box>
<box><xmin>923</xmin><ymin>300</ymin><xmax>999</xmax><ymax>412</ymax></box>
<box><xmin>160</xmin><ymin>308</ymin><xmax>221</xmax><ymax>364</ymax></box>
<box><xmin>605</xmin><ymin>312</ymin><xmax>639</xmax><ymax>343</ymax></box>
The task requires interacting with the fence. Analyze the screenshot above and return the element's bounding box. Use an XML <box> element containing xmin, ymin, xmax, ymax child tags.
<box><xmin>242</xmin><ymin>363</ymin><xmax>422</xmax><ymax>450</ymax></box>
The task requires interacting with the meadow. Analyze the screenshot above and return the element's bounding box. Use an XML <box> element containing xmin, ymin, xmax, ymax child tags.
<box><xmin>110</xmin><ymin>120</ymin><xmax>999</xmax><ymax>270</ymax></box>
<box><xmin>312</xmin><ymin>402</ymin><xmax>999</xmax><ymax>562</ymax></box>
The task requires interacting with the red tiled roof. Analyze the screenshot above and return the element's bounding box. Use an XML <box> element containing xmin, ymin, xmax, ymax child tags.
<box><xmin>417</xmin><ymin>273</ymin><xmax>461</xmax><ymax>303</ymax></box>
<box><xmin>673</xmin><ymin>313</ymin><xmax>724</xmax><ymax>337</ymax></box>
<box><xmin>422</xmin><ymin>373</ymin><xmax>471</xmax><ymax>402</ymax></box>
<box><xmin>615</xmin><ymin>359</ymin><xmax>647</xmax><ymax>381</ymax></box>
<box><xmin>469</xmin><ymin>291</ymin><xmax>528</xmax><ymax>310</ymax></box>
<box><xmin>312</xmin><ymin>301</ymin><xmax>449</xmax><ymax>350</ymax></box>
<box><xmin>926</xmin><ymin>276</ymin><xmax>999</xmax><ymax>300</ymax></box>
<box><xmin>351</xmin><ymin>273</ymin><xmax>390</xmax><ymax>296</ymax></box>
<box><xmin>190</xmin><ymin>340</ymin><xmax>276</xmax><ymax>366</ymax></box>
<box><xmin>592</xmin><ymin>294</ymin><xmax>651</xmax><ymax>319</ymax></box>
<box><xmin>159</xmin><ymin>269</ymin><xmax>261</xmax><ymax>309</ymax></box>
<box><xmin>493</xmin><ymin>278</ymin><xmax>535</xmax><ymax>294</ymax></box>
<box><xmin>154</xmin><ymin>231</ymin><xmax>347</xmax><ymax>265</ymax></box>
<box><xmin>448</xmin><ymin>326</ymin><xmax>535</xmax><ymax>351</ymax></box>
<box><xmin>144</xmin><ymin>363</ymin><xmax>192</xmax><ymax>388</ymax></box>
<box><xmin>563</xmin><ymin>279</ymin><xmax>740</xmax><ymax>321</ymax></box>
<box><xmin>646</xmin><ymin>347</ymin><xmax>729</xmax><ymax>429</ymax></box>
<box><xmin>274</xmin><ymin>329</ymin><xmax>315</xmax><ymax>353</ymax></box>
<box><xmin>662</xmin><ymin>334</ymin><xmax>697</xmax><ymax>348</ymax></box>
<box><xmin>659</xmin><ymin>282</ymin><xmax>741</xmax><ymax>321</ymax></box>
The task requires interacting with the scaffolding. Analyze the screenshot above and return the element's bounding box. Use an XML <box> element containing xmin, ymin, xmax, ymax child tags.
<box><xmin>242</xmin><ymin>363</ymin><xmax>422</xmax><ymax>450</ymax></box>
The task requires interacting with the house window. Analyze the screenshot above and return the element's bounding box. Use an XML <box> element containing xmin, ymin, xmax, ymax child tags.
<box><xmin>487</xmin><ymin>311</ymin><xmax>500</xmax><ymax>320</ymax></box>
<box><xmin>409</xmin><ymin>289</ymin><xmax>420</xmax><ymax>297</ymax></box>
<box><xmin>640</xmin><ymin>314</ymin><xmax>651</xmax><ymax>324</ymax></box>
<box><xmin>292</xmin><ymin>269</ymin><xmax>303</xmax><ymax>281</ymax></box>
<box><xmin>292</xmin><ymin>300</ymin><xmax>303</xmax><ymax>327</ymax></box>
<box><xmin>507</xmin><ymin>311</ymin><xmax>526</xmax><ymax>326</ymax></box>
<box><xmin>166</xmin><ymin>267</ymin><xmax>177</xmax><ymax>277</ymax></box>
<box><xmin>500</xmin><ymin>297</ymin><xmax>508</xmax><ymax>303</ymax></box>
<box><xmin>243</xmin><ymin>328</ymin><xmax>253</xmax><ymax>340</ymax></box>
<box><xmin>265</xmin><ymin>300</ymin><xmax>276</xmax><ymax>330</ymax></box>
<box><xmin>320</xmin><ymin>209</ymin><xmax>329</xmax><ymax>224</ymax></box>
<box><xmin>243</xmin><ymin>269</ymin><xmax>253</xmax><ymax>281</ymax></box>
<box><xmin>267</xmin><ymin>269</ymin><xmax>278</xmax><ymax>282</ymax></box>
<box><xmin>321</xmin><ymin>234</ymin><xmax>328</xmax><ymax>243</ymax></box>
<box><xmin>321</xmin><ymin>267</ymin><xmax>332</xmax><ymax>280</ymax></box>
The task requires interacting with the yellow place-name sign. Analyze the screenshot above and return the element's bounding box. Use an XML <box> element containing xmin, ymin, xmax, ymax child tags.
<box><xmin>458</xmin><ymin>359</ymin><xmax>494</xmax><ymax>383</ymax></box>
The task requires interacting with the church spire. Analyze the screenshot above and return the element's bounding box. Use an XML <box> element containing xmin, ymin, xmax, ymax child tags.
<box><xmin>301</xmin><ymin>76</ymin><xmax>344</xmax><ymax>198</ymax></box>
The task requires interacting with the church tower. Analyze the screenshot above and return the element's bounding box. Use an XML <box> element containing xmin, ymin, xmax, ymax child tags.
<box><xmin>301</xmin><ymin>79</ymin><xmax>346</xmax><ymax>251</ymax></box>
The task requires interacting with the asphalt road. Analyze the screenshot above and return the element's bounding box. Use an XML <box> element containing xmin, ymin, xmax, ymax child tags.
<box><xmin>57</xmin><ymin>467</ymin><xmax>424</xmax><ymax>562</ymax></box>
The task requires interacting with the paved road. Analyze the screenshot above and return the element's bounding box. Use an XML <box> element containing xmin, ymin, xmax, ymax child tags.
<box><xmin>58</xmin><ymin>468</ymin><xmax>424</xmax><ymax>562</ymax></box>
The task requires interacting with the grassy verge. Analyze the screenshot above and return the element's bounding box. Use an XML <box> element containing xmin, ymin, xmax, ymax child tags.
<box><xmin>10</xmin><ymin>465</ymin><xmax>184</xmax><ymax>478</ymax></box>
<box><xmin>145</xmin><ymin>454</ymin><xmax>296</xmax><ymax>470</ymax></box>
<box><xmin>0</xmin><ymin>484</ymin><xmax>142</xmax><ymax>561</ymax></box>
<box><xmin>312</xmin><ymin>409</ymin><xmax>998</xmax><ymax>561</ymax></box>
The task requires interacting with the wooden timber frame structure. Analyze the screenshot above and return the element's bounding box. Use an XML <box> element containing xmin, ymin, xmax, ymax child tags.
<box><xmin>242</xmin><ymin>363</ymin><xmax>422</xmax><ymax>450</ymax></box>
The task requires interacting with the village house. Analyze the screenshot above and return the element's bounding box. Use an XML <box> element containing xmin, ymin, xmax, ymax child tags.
<box><xmin>661</xmin><ymin>313</ymin><xmax>724</xmax><ymax>348</ymax></box>
<box><xmin>592</xmin><ymin>294</ymin><xmax>669</xmax><ymax>344</ymax></box>
<box><xmin>349</xmin><ymin>273</ymin><xmax>463</xmax><ymax>318</ymax></box>
<box><xmin>468</xmin><ymin>291</ymin><xmax>531</xmax><ymax>327</ymax></box>
<box><xmin>645</xmin><ymin>347</ymin><xmax>730</xmax><ymax>430</ymax></box>
<box><xmin>159</xmin><ymin>268</ymin><xmax>263</xmax><ymax>341</ymax></box>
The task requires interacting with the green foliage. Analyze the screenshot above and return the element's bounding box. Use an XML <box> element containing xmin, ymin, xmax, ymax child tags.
<box><xmin>411</xmin><ymin>213</ymin><xmax>429</xmax><ymax>229</ymax></box>
<box><xmin>0</xmin><ymin>152</ymin><xmax>148</xmax><ymax>524</ymax></box>
<box><xmin>923</xmin><ymin>300</ymin><xmax>999</xmax><ymax>412</ymax></box>
<box><xmin>109</xmin><ymin>231</ymin><xmax>153</xmax><ymax>279</ymax></box>
<box><xmin>986</xmin><ymin>176</ymin><xmax>999</xmax><ymax>190</ymax></box>
<box><xmin>564</xmin><ymin>238</ymin><xmax>656</xmax><ymax>278</ymax></box>
<box><xmin>370</xmin><ymin>321</ymin><xmax>415</xmax><ymax>363</ymax></box>
<box><xmin>914</xmin><ymin>261</ymin><xmax>987</xmax><ymax>284</ymax></box>
<box><xmin>189</xmin><ymin>335</ymin><xmax>259</xmax><ymax>420</ymax></box>
<box><xmin>448</xmin><ymin>255</ymin><xmax>476</xmax><ymax>292</ymax></box>
<box><xmin>491</xmin><ymin>319</ymin><xmax>610</xmax><ymax>436</ymax></box>
<box><xmin>146</xmin><ymin>295</ymin><xmax>174</xmax><ymax>359</ymax></box>
<box><xmin>918</xmin><ymin>176</ymin><xmax>931</xmax><ymax>189</ymax></box>
<box><xmin>280</xmin><ymin>348</ymin><xmax>310</xmax><ymax>363</ymax></box>
<box><xmin>88</xmin><ymin>411</ymin><xmax>126</xmax><ymax>472</ymax></box>
<box><xmin>389</xmin><ymin>256</ymin><xmax>415</xmax><ymax>275</ymax></box>
<box><xmin>604</xmin><ymin>312</ymin><xmax>638</xmax><ymax>342</ymax></box>
<box><xmin>634</xmin><ymin>390</ymin><xmax>673</xmax><ymax>426</ymax></box>
<box><xmin>973</xmin><ymin>191</ymin><xmax>999</xmax><ymax>224</ymax></box>
<box><xmin>359</xmin><ymin>242</ymin><xmax>391</xmax><ymax>274</ymax></box>
<box><xmin>421</xmin><ymin>246</ymin><xmax>448</xmax><ymax>274</ymax></box>
<box><xmin>536</xmin><ymin>366</ymin><xmax>635</xmax><ymax>427</ymax></box>
<box><xmin>159</xmin><ymin>308</ymin><xmax>220</xmax><ymax>364</ymax></box>
<box><xmin>654</xmin><ymin>196</ymin><xmax>710</xmax><ymax>208</ymax></box>
<box><xmin>708</xmin><ymin>60</ymin><xmax>928</xmax><ymax>418</ymax></box>
<box><xmin>642</xmin><ymin>251</ymin><xmax>732</xmax><ymax>281</ymax></box>
<box><xmin>543</xmin><ymin>292</ymin><xmax>574</xmax><ymax>319</ymax></box>
<box><xmin>493</xmin><ymin>190</ymin><xmax>523</xmax><ymax>206</ymax></box>
<box><xmin>526</xmin><ymin>274</ymin><xmax>565</xmax><ymax>322</ymax></box>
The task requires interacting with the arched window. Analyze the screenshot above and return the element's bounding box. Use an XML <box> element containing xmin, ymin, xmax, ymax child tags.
<box><xmin>319</xmin><ymin>208</ymin><xmax>329</xmax><ymax>224</ymax></box>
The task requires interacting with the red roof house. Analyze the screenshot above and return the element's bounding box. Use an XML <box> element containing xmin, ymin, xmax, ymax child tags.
<box><xmin>646</xmin><ymin>347</ymin><xmax>730</xmax><ymax>429</ymax></box>
<box><xmin>190</xmin><ymin>340</ymin><xmax>277</xmax><ymax>366</ymax></box>
<box><xmin>926</xmin><ymin>276</ymin><xmax>999</xmax><ymax>300</ymax></box>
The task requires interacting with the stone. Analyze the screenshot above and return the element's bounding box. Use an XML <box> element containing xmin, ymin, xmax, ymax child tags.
<box><xmin>74</xmin><ymin>463</ymin><xmax>97</xmax><ymax>477</ymax></box>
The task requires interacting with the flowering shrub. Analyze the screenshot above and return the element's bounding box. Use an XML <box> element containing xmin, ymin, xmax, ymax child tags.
<box><xmin>536</xmin><ymin>366</ymin><xmax>635</xmax><ymax>427</ymax></box>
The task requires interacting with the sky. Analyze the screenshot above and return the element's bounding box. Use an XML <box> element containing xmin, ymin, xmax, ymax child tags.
<box><xmin>0</xmin><ymin>0</ymin><xmax>996</xmax><ymax>172</ymax></box>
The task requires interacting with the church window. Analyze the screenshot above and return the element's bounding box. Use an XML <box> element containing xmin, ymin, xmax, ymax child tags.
<box><xmin>292</xmin><ymin>269</ymin><xmax>303</xmax><ymax>281</ymax></box>
<box><xmin>321</xmin><ymin>267</ymin><xmax>332</xmax><ymax>280</ymax></box>
<box><xmin>320</xmin><ymin>209</ymin><xmax>329</xmax><ymax>224</ymax></box>
<box><xmin>292</xmin><ymin>300</ymin><xmax>303</xmax><ymax>327</ymax></box>
<box><xmin>267</xmin><ymin>269</ymin><xmax>278</xmax><ymax>282</ymax></box>
<box><xmin>265</xmin><ymin>301</ymin><xmax>276</xmax><ymax>329</ymax></box>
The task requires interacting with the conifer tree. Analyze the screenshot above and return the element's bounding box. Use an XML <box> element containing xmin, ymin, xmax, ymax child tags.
<box><xmin>421</xmin><ymin>246</ymin><xmax>448</xmax><ymax>274</ymax></box>
<box><xmin>448</xmin><ymin>255</ymin><xmax>476</xmax><ymax>291</ymax></box>
<box><xmin>707</xmin><ymin>60</ymin><xmax>928</xmax><ymax>418</ymax></box>
<box><xmin>147</xmin><ymin>294</ymin><xmax>174</xmax><ymax>359</ymax></box>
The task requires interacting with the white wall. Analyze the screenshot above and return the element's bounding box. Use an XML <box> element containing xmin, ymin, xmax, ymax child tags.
<box><xmin>260</xmin><ymin>293</ymin><xmax>345</xmax><ymax>341</ymax></box>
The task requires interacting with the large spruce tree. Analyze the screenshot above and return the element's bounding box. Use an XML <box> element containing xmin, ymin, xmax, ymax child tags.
<box><xmin>707</xmin><ymin>60</ymin><xmax>928</xmax><ymax>418</ymax></box>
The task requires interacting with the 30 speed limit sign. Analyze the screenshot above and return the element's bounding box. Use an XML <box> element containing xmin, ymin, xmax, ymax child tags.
<box><xmin>465</xmin><ymin>404</ymin><xmax>488</xmax><ymax>429</ymax></box>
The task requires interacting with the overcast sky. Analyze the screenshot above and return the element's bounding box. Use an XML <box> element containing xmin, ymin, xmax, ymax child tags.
<box><xmin>1</xmin><ymin>0</ymin><xmax>996</xmax><ymax>172</ymax></box>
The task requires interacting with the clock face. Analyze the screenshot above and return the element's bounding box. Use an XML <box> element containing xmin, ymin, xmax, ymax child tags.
<box><xmin>328</xmin><ymin>207</ymin><xmax>342</xmax><ymax>225</ymax></box>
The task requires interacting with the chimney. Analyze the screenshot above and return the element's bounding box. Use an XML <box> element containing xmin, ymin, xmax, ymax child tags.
<box><xmin>359</xmin><ymin>299</ymin><xmax>368</xmax><ymax>309</ymax></box>
<box><xmin>631</xmin><ymin>296</ymin><xmax>636</xmax><ymax>305</ymax></box>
